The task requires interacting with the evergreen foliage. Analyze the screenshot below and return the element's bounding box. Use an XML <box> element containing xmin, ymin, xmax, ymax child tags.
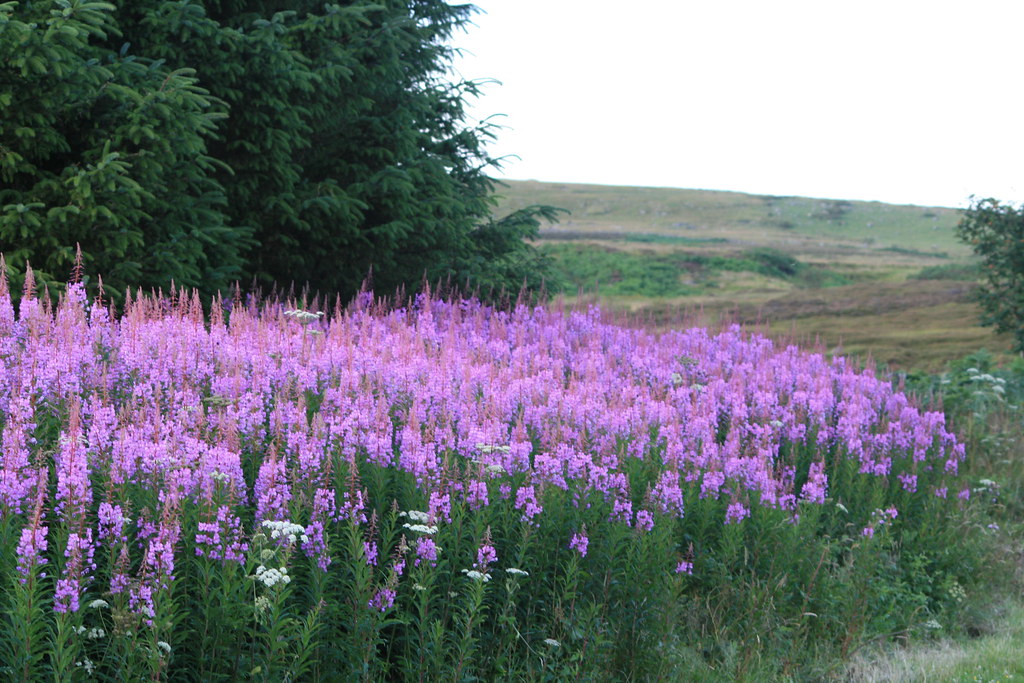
<box><xmin>1</xmin><ymin>0</ymin><xmax>555</xmax><ymax>302</ymax></box>
<box><xmin>0</xmin><ymin>0</ymin><xmax>247</xmax><ymax>301</ymax></box>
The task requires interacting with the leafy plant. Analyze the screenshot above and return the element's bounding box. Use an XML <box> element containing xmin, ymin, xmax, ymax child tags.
<box><xmin>956</xmin><ymin>197</ymin><xmax>1024</xmax><ymax>352</ymax></box>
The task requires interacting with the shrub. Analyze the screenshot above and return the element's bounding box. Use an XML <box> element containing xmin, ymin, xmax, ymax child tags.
<box><xmin>956</xmin><ymin>197</ymin><xmax>1024</xmax><ymax>352</ymax></box>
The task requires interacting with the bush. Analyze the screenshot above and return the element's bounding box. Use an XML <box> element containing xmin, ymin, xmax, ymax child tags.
<box><xmin>956</xmin><ymin>197</ymin><xmax>1024</xmax><ymax>352</ymax></box>
<box><xmin>912</xmin><ymin>263</ymin><xmax>983</xmax><ymax>281</ymax></box>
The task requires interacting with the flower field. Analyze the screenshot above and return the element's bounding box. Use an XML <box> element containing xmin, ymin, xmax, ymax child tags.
<box><xmin>0</xmin><ymin>270</ymin><xmax>985</xmax><ymax>680</ymax></box>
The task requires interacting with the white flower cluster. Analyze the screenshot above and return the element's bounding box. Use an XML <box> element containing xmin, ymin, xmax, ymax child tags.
<box><xmin>399</xmin><ymin>510</ymin><xmax>438</xmax><ymax>534</ymax></box>
<box><xmin>88</xmin><ymin>599</ymin><xmax>110</xmax><ymax>610</ymax></box>
<box><xmin>948</xmin><ymin>581</ymin><xmax>967</xmax><ymax>604</ymax></box>
<box><xmin>399</xmin><ymin>510</ymin><xmax>431</xmax><ymax>523</ymax></box>
<box><xmin>157</xmin><ymin>641</ymin><xmax>172</xmax><ymax>656</ymax></box>
<box><xmin>261</xmin><ymin>520</ymin><xmax>308</xmax><ymax>544</ymax></box>
<box><xmin>255</xmin><ymin>564</ymin><xmax>291</xmax><ymax>587</ymax></box>
<box><xmin>75</xmin><ymin>658</ymin><xmax>95</xmax><ymax>674</ymax></box>
<box><xmin>461</xmin><ymin>569</ymin><xmax>490</xmax><ymax>582</ymax></box>
<box><xmin>475</xmin><ymin>443</ymin><xmax>511</xmax><ymax>454</ymax></box>
<box><xmin>505</xmin><ymin>567</ymin><xmax>529</xmax><ymax>577</ymax></box>
<box><xmin>74</xmin><ymin>625</ymin><xmax>106</xmax><ymax>639</ymax></box>
<box><xmin>284</xmin><ymin>309</ymin><xmax>324</xmax><ymax>323</ymax></box>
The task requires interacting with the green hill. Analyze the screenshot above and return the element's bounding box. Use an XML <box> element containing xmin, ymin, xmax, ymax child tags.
<box><xmin>492</xmin><ymin>180</ymin><xmax>1008</xmax><ymax>371</ymax></box>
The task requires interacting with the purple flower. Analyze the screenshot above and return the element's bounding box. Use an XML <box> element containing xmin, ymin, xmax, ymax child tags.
<box><xmin>364</xmin><ymin>541</ymin><xmax>379</xmax><ymax>566</ymax></box>
<box><xmin>428</xmin><ymin>491</ymin><xmax>452</xmax><ymax>524</ymax></box>
<box><xmin>368</xmin><ymin>588</ymin><xmax>396</xmax><ymax>612</ymax></box>
<box><xmin>97</xmin><ymin>502</ymin><xmax>128</xmax><ymax>547</ymax></box>
<box><xmin>476</xmin><ymin>543</ymin><xmax>497</xmax><ymax>568</ymax></box>
<box><xmin>415</xmin><ymin>537</ymin><xmax>439</xmax><ymax>567</ymax></box>
<box><xmin>466</xmin><ymin>479</ymin><xmax>489</xmax><ymax>510</ymax></box>
<box><xmin>610</xmin><ymin>498</ymin><xmax>633</xmax><ymax>526</ymax></box>
<box><xmin>799</xmin><ymin>461</ymin><xmax>828</xmax><ymax>504</ymax></box>
<box><xmin>700</xmin><ymin>471</ymin><xmax>725</xmax><ymax>500</ymax></box>
<box><xmin>55</xmin><ymin>529</ymin><xmax>96</xmax><ymax>613</ymax></box>
<box><xmin>515</xmin><ymin>485</ymin><xmax>543</xmax><ymax>523</ymax></box>
<box><xmin>569</xmin><ymin>532</ymin><xmax>588</xmax><ymax>557</ymax></box>
<box><xmin>303</xmin><ymin>488</ymin><xmax>336</xmax><ymax>571</ymax></box>
<box><xmin>338</xmin><ymin>487</ymin><xmax>367</xmax><ymax>525</ymax></box>
<box><xmin>675</xmin><ymin>560</ymin><xmax>693</xmax><ymax>575</ymax></box>
<box><xmin>196</xmin><ymin>506</ymin><xmax>249</xmax><ymax>564</ymax></box>
<box><xmin>651</xmin><ymin>470</ymin><xmax>684</xmax><ymax>518</ymax></box>
<box><xmin>129</xmin><ymin>583</ymin><xmax>156</xmax><ymax>625</ymax></box>
<box><xmin>15</xmin><ymin>524</ymin><xmax>48</xmax><ymax>583</ymax></box>
<box><xmin>635</xmin><ymin>509</ymin><xmax>655</xmax><ymax>532</ymax></box>
<box><xmin>254</xmin><ymin>455</ymin><xmax>291</xmax><ymax>525</ymax></box>
<box><xmin>724</xmin><ymin>502</ymin><xmax>750</xmax><ymax>525</ymax></box>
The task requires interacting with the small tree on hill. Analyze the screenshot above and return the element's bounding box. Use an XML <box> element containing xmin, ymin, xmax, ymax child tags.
<box><xmin>955</xmin><ymin>197</ymin><xmax>1024</xmax><ymax>353</ymax></box>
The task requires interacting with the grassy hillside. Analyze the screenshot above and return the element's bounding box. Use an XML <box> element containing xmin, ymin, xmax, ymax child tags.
<box><xmin>491</xmin><ymin>180</ymin><xmax>1010</xmax><ymax>371</ymax></box>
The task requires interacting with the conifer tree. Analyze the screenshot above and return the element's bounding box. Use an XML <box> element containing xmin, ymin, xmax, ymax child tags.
<box><xmin>0</xmin><ymin>0</ymin><xmax>249</xmax><ymax>301</ymax></box>
<box><xmin>1</xmin><ymin>1</ymin><xmax>554</xmax><ymax>303</ymax></box>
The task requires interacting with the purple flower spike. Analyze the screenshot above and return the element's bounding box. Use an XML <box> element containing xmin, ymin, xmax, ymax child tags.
<box><xmin>569</xmin><ymin>532</ymin><xmax>588</xmax><ymax>557</ymax></box>
<box><xmin>724</xmin><ymin>502</ymin><xmax>750</xmax><ymax>525</ymax></box>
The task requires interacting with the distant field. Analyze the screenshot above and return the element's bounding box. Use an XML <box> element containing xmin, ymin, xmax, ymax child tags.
<box><xmin>492</xmin><ymin>180</ymin><xmax>1011</xmax><ymax>372</ymax></box>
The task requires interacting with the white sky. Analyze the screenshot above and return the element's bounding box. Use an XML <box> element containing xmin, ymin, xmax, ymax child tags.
<box><xmin>449</xmin><ymin>1</ymin><xmax>1024</xmax><ymax>209</ymax></box>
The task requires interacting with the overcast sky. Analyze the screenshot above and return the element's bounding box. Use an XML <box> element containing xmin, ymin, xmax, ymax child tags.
<box><xmin>449</xmin><ymin>1</ymin><xmax>1024</xmax><ymax>209</ymax></box>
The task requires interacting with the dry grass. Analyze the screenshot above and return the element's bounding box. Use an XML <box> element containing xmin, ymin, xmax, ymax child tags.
<box><xmin>844</xmin><ymin>602</ymin><xmax>1024</xmax><ymax>682</ymax></box>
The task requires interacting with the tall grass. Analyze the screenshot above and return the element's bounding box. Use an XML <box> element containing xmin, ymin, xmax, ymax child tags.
<box><xmin>0</xmin><ymin>268</ymin><xmax>998</xmax><ymax>680</ymax></box>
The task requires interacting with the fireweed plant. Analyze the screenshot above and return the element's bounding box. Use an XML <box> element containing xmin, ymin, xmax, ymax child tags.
<box><xmin>0</xmin><ymin>267</ymin><xmax>991</xmax><ymax>680</ymax></box>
